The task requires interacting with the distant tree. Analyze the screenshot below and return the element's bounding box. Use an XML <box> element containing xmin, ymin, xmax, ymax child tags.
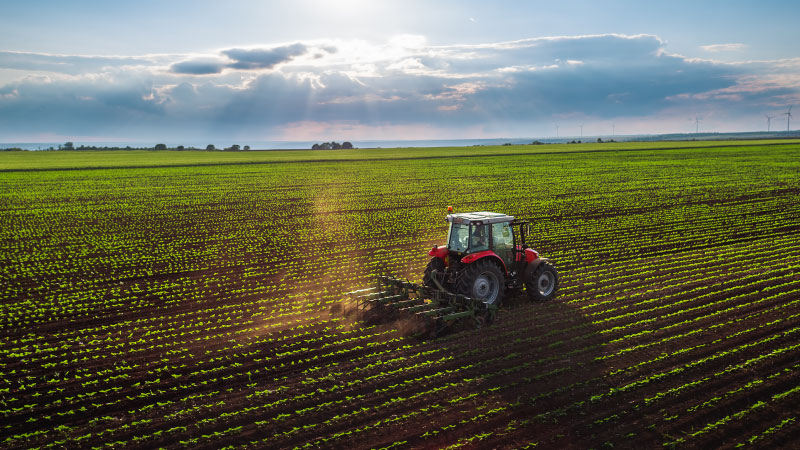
<box><xmin>154</xmin><ymin>143</ymin><xmax>167</xmax><ymax>150</ymax></box>
<box><xmin>342</xmin><ymin>141</ymin><xmax>353</xmax><ymax>149</ymax></box>
<box><xmin>176</xmin><ymin>145</ymin><xmax>185</xmax><ymax>151</ymax></box>
<box><xmin>331</xmin><ymin>142</ymin><xmax>342</xmax><ymax>150</ymax></box>
<box><xmin>243</xmin><ymin>145</ymin><xmax>250</xmax><ymax>151</ymax></box>
<box><xmin>230</xmin><ymin>144</ymin><xmax>240</xmax><ymax>151</ymax></box>
<box><xmin>206</xmin><ymin>144</ymin><xmax>216</xmax><ymax>151</ymax></box>
<box><xmin>63</xmin><ymin>142</ymin><xmax>74</xmax><ymax>150</ymax></box>
<box><xmin>312</xmin><ymin>143</ymin><xmax>320</xmax><ymax>150</ymax></box>
<box><xmin>597</xmin><ymin>138</ymin><xmax>603</xmax><ymax>143</ymax></box>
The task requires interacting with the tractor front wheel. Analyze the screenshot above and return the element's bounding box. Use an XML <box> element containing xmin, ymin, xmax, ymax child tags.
<box><xmin>526</xmin><ymin>261</ymin><xmax>559</xmax><ymax>302</ymax></box>
<box><xmin>457</xmin><ymin>259</ymin><xmax>505</xmax><ymax>305</ymax></box>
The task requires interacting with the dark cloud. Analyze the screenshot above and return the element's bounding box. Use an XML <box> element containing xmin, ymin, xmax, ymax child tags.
<box><xmin>413</xmin><ymin>34</ymin><xmax>665</xmax><ymax>77</ymax></box>
<box><xmin>0</xmin><ymin>75</ymin><xmax>165</xmax><ymax>136</ymax></box>
<box><xmin>169</xmin><ymin>60</ymin><xmax>226</xmax><ymax>75</ymax></box>
<box><xmin>222</xmin><ymin>43</ymin><xmax>308</xmax><ymax>70</ymax></box>
<box><xmin>169</xmin><ymin>43</ymin><xmax>314</xmax><ymax>75</ymax></box>
<box><xmin>462</xmin><ymin>54</ymin><xmax>737</xmax><ymax>120</ymax></box>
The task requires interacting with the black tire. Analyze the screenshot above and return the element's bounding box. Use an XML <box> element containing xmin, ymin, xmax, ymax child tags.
<box><xmin>423</xmin><ymin>257</ymin><xmax>446</xmax><ymax>288</ymax></box>
<box><xmin>525</xmin><ymin>261</ymin><xmax>559</xmax><ymax>302</ymax></box>
<box><xmin>456</xmin><ymin>259</ymin><xmax>505</xmax><ymax>305</ymax></box>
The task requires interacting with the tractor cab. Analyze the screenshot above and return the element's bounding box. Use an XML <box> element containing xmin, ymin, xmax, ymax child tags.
<box><xmin>444</xmin><ymin>212</ymin><xmax>530</xmax><ymax>271</ymax></box>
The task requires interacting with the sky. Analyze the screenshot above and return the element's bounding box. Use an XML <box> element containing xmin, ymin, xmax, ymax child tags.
<box><xmin>1</xmin><ymin>0</ymin><xmax>799</xmax><ymax>144</ymax></box>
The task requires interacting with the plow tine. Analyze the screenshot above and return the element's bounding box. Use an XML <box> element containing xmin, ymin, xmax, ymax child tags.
<box><xmin>388</xmin><ymin>298</ymin><xmax>425</xmax><ymax>309</ymax></box>
<box><xmin>442</xmin><ymin>310</ymin><xmax>474</xmax><ymax>321</ymax></box>
<box><xmin>369</xmin><ymin>294</ymin><xmax>407</xmax><ymax>304</ymax></box>
<box><xmin>357</xmin><ymin>275</ymin><xmax>495</xmax><ymax>337</ymax></box>
<box><xmin>399</xmin><ymin>303</ymin><xmax>438</xmax><ymax>313</ymax></box>
<box><xmin>346</xmin><ymin>287</ymin><xmax>379</xmax><ymax>295</ymax></box>
<box><xmin>355</xmin><ymin>291</ymin><xmax>391</xmax><ymax>300</ymax></box>
<box><xmin>416</xmin><ymin>306</ymin><xmax>456</xmax><ymax>317</ymax></box>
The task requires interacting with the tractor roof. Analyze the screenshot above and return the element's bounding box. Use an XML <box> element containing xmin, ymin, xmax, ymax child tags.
<box><xmin>446</xmin><ymin>211</ymin><xmax>514</xmax><ymax>225</ymax></box>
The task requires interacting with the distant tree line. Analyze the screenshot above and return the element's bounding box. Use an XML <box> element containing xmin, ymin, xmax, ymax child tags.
<box><xmin>44</xmin><ymin>142</ymin><xmax>253</xmax><ymax>151</ymax></box>
<box><xmin>311</xmin><ymin>141</ymin><xmax>353</xmax><ymax>150</ymax></box>
<box><xmin>203</xmin><ymin>144</ymin><xmax>251</xmax><ymax>151</ymax></box>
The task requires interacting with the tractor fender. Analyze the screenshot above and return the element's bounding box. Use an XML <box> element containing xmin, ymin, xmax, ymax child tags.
<box><xmin>524</xmin><ymin>257</ymin><xmax>551</xmax><ymax>279</ymax></box>
<box><xmin>461</xmin><ymin>250</ymin><xmax>508</xmax><ymax>275</ymax></box>
<box><xmin>428</xmin><ymin>245</ymin><xmax>449</xmax><ymax>265</ymax></box>
<box><xmin>524</xmin><ymin>248</ymin><xmax>539</xmax><ymax>263</ymax></box>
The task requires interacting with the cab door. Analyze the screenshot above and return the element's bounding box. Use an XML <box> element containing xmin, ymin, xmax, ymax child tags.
<box><xmin>491</xmin><ymin>222</ymin><xmax>514</xmax><ymax>270</ymax></box>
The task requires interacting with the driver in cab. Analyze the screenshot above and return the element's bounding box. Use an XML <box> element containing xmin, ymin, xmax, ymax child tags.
<box><xmin>470</xmin><ymin>225</ymin><xmax>489</xmax><ymax>251</ymax></box>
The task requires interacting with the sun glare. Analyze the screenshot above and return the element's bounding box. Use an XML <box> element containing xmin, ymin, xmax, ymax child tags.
<box><xmin>313</xmin><ymin>0</ymin><xmax>372</xmax><ymax>17</ymax></box>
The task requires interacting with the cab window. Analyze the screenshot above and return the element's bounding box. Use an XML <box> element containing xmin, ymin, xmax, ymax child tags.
<box><xmin>492</xmin><ymin>222</ymin><xmax>513</xmax><ymax>250</ymax></box>
<box><xmin>492</xmin><ymin>222</ymin><xmax>514</xmax><ymax>267</ymax></box>
<box><xmin>448</xmin><ymin>223</ymin><xmax>470</xmax><ymax>253</ymax></box>
<box><xmin>469</xmin><ymin>224</ymin><xmax>489</xmax><ymax>252</ymax></box>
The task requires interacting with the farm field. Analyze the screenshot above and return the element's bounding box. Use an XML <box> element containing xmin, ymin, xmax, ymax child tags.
<box><xmin>2</xmin><ymin>140</ymin><xmax>800</xmax><ymax>449</ymax></box>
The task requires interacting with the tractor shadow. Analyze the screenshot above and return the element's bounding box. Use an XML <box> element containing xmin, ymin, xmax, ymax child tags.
<box><xmin>440</xmin><ymin>292</ymin><xmax>614</xmax><ymax>445</ymax></box>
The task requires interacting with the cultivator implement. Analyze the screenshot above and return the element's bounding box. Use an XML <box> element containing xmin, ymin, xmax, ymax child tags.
<box><xmin>348</xmin><ymin>275</ymin><xmax>497</xmax><ymax>337</ymax></box>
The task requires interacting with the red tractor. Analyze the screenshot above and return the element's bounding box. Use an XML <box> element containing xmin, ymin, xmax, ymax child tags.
<box><xmin>350</xmin><ymin>210</ymin><xmax>559</xmax><ymax>334</ymax></box>
<box><xmin>423</xmin><ymin>211</ymin><xmax>558</xmax><ymax>305</ymax></box>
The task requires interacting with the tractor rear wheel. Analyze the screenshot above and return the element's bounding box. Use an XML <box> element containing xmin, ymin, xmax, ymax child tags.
<box><xmin>457</xmin><ymin>259</ymin><xmax>505</xmax><ymax>305</ymax></box>
<box><xmin>423</xmin><ymin>257</ymin><xmax>446</xmax><ymax>288</ymax></box>
<box><xmin>526</xmin><ymin>261</ymin><xmax>559</xmax><ymax>302</ymax></box>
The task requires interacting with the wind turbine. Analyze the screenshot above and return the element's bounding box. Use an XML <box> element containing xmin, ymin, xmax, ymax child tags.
<box><xmin>783</xmin><ymin>106</ymin><xmax>793</xmax><ymax>131</ymax></box>
<box><xmin>579</xmin><ymin>124</ymin><xmax>584</xmax><ymax>138</ymax></box>
<box><xmin>765</xmin><ymin>114</ymin><xmax>776</xmax><ymax>132</ymax></box>
<box><xmin>690</xmin><ymin>116</ymin><xmax>701</xmax><ymax>134</ymax></box>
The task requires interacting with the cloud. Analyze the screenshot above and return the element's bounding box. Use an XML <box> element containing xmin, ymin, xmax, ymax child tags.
<box><xmin>1</xmin><ymin>34</ymin><xmax>798</xmax><ymax>141</ymax></box>
<box><xmin>168</xmin><ymin>43</ymin><xmax>326</xmax><ymax>75</ymax></box>
<box><xmin>0</xmin><ymin>50</ymin><xmax>162</xmax><ymax>74</ymax></box>
<box><xmin>701</xmin><ymin>43</ymin><xmax>747</xmax><ymax>52</ymax></box>
<box><xmin>0</xmin><ymin>74</ymin><xmax>166</xmax><ymax>137</ymax></box>
<box><xmin>170</xmin><ymin>59</ymin><xmax>227</xmax><ymax>75</ymax></box>
<box><xmin>222</xmin><ymin>43</ymin><xmax>308</xmax><ymax>70</ymax></box>
<box><xmin>389</xmin><ymin>35</ymin><xmax>427</xmax><ymax>50</ymax></box>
